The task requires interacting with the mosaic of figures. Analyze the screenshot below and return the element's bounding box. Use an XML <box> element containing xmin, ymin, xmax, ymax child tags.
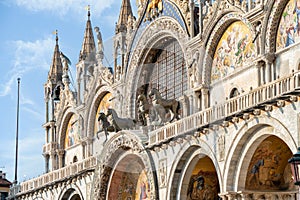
<box><xmin>110</xmin><ymin>169</ymin><xmax>150</xmax><ymax>200</ymax></box>
<box><xmin>277</xmin><ymin>0</ymin><xmax>300</xmax><ymax>50</ymax></box>
<box><xmin>65</xmin><ymin>114</ymin><xmax>80</xmax><ymax>148</ymax></box>
<box><xmin>135</xmin><ymin>170</ymin><xmax>151</xmax><ymax>200</ymax></box>
<box><xmin>211</xmin><ymin>21</ymin><xmax>256</xmax><ymax>82</ymax></box>
<box><xmin>187</xmin><ymin>171</ymin><xmax>219</xmax><ymax>200</ymax></box>
<box><xmin>187</xmin><ymin>156</ymin><xmax>219</xmax><ymax>200</ymax></box>
<box><xmin>246</xmin><ymin>136</ymin><xmax>294</xmax><ymax>190</ymax></box>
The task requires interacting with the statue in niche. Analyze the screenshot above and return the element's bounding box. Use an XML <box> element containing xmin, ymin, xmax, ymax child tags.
<box><xmin>127</xmin><ymin>15</ymin><xmax>136</xmax><ymax>34</ymax></box>
<box><xmin>136</xmin><ymin>0</ymin><xmax>146</xmax><ymax>18</ymax></box>
<box><xmin>218</xmin><ymin>134</ymin><xmax>225</xmax><ymax>161</ymax></box>
<box><xmin>159</xmin><ymin>160</ymin><xmax>167</xmax><ymax>187</ymax></box>
<box><xmin>188</xmin><ymin>50</ymin><xmax>200</xmax><ymax>88</ymax></box>
<box><xmin>115</xmin><ymin>65</ymin><xmax>122</xmax><ymax>81</ymax></box>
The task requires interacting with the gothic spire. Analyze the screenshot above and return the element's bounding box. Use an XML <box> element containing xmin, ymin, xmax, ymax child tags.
<box><xmin>48</xmin><ymin>31</ymin><xmax>63</xmax><ymax>83</ymax></box>
<box><xmin>116</xmin><ymin>0</ymin><xmax>133</xmax><ymax>34</ymax></box>
<box><xmin>79</xmin><ymin>6</ymin><xmax>96</xmax><ymax>61</ymax></box>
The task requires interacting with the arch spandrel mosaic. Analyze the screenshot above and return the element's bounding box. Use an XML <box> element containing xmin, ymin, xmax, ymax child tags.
<box><xmin>211</xmin><ymin>21</ymin><xmax>256</xmax><ymax>82</ymax></box>
<box><xmin>94</xmin><ymin>92</ymin><xmax>112</xmax><ymax>136</ymax></box>
<box><xmin>65</xmin><ymin>114</ymin><xmax>80</xmax><ymax>148</ymax></box>
<box><xmin>245</xmin><ymin>136</ymin><xmax>294</xmax><ymax>191</ymax></box>
<box><xmin>277</xmin><ymin>0</ymin><xmax>300</xmax><ymax>51</ymax></box>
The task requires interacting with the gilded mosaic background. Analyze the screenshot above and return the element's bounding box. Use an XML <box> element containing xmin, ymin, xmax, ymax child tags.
<box><xmin>246</xmin><ymin>136</ymin><xmax>293</xmax><ymax>190</ymax></box>
<box><xmin>187</xmin><ymin>156</ymin><xmax>219</xmax><ymax>200</ymax></box>
<box><xmin>94</xmin><ymin>92</ymin><xmax>112</xmax><ymax>135</ymax></box>
<box><xmin>211</xmin><ymin>21</ymin><xmax>256</xmax><ymax>82</ymax></box>
<box><xmin>277</xmin><ymin>0</ymin><xmax>300</xmax><ymax>50</ymax></box>
<box><xmin>65</xmin><ymin>114</ymin><xmax>80</xmax><ymax>148</ymax></box>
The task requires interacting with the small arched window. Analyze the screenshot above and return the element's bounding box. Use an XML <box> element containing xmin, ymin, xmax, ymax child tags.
<box><xmin>73</xmin><ymin>156</ymin><xmax>78</xmax><ymax>163</ymax></box>
<box><xmin>229</xmin><ymin>88</ymin><xmax>239</xmax><ymax>98</ymax></box>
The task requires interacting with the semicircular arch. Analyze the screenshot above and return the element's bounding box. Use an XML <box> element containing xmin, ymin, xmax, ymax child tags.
<box><xmin>58</xmin><ymin>107</ymin><xmax>78</xmax><ymax>150</ymax></box>
<box><xmin>265</xmin><ymin>0</ymin><xmax>291</xmax><ymax>54</ymax></box>
<box><xmin>166</xmin><ymin>139</ymin><xmax>223</xmax><ymax>200</ymax></box>
<box><xmin>91</xmin><ymin>131</ymin><xmax>158</xmax><ymax>200</ymax></box>
<box><xmin>58</xmin><ymin>183</ymin><xmax>84</xmax><ymax>200</ymax></box>
<box><xmin>125</xmin><ymin>16</ymin><xmax>189</xmax><ymax>117</ymax></box>
<box><xmin>202</xmin><ymin>12</ymin><xmax>256</xmax><ymax>86</ymax></box>
<box><xmin>224</xmin><ymin>115</ymin><xmax>297</xmax><ymax>192</ymax></box>
<box><xmin>86</xmin><ymin>85</ymin><xmax>115</xmax><ymax>138</ymax></box>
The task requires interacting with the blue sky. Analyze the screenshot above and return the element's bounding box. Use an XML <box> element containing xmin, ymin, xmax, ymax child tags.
<box><xmin>0</xmin><ymin>0</ymin><xmax>137</xmax><ymax>183</ymax></box>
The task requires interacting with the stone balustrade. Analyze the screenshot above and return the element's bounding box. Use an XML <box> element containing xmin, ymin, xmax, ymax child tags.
<box><xmin>18</xmin><ymin>156</ymin><xmax>97</xmax><ymax>194</ymax></box>
<box><xmin>149</xmin><ymin>72</ymin><xmax>300</xmax><ymax>145</ymax></box>
<box><xmin>42</xmin><ymin>142</ymin><xmax>58</xmax><ymax>153</ymax></box>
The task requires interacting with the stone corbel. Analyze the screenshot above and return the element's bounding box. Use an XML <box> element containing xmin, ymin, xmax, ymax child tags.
<box><xmin>243</xmin><ymin>113</ymin><xmax>250</xmax><ymax>120</ymax></box>
<box><xmin>253</xmin><ymin>109</ymin><xmax>261</xmax><ymax>116</ymax></box>
<box><xmin>232</xmin><ymin>116</ymin><xmax>239</xmax><ymax>123</ymax></box>
<box><xmin>265</xmin><ymin>104</ymin><xmax>273</xmax><ymax>111</ymax></box>
<box><xmin>289</xmin><ymin>95</ymin><xmax>298</xmax><ymax>102</ymax></box>
<box><xmin>276</xmin><ymin>100</ymin><xmax>285</xmax><ymax>108</ymax></box>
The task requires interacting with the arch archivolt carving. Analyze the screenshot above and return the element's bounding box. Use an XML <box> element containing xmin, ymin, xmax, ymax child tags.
<box><xmin>58</xmin><ymin>183</ymin><xmax>84</xmax><ymax>200</ymax></box>
<box><xmin>125</xmin><ymin>16</ymin><xmax>189</xmax><ymax>117</ymax></box>
<box><xmin>224</xmin><ymin>115</ymin><xmax>297</xmax><ymax>192</ymax></box>
<box><xmin>92</xmin><ymin>131</ymin><xmax>158</xmax><ymax>200</ymax></box>
<box><xmin>166</xmin><ymin>138</ymin><xmax>222</xmax><ymax>199</ymax></box>
<box><xmin>86</xmin><ymin>85</ymin><xmax>114</xmax><ymax>138</ymax></box>
<box><xmin>265</xmin><ymin>0</ymin><xmax>289</xmax><ymax>53</ymax></box>
<box><xmin>202</xmin><ymin>13</ymin><xmax>256</xmax><ymax>86</ymax></box>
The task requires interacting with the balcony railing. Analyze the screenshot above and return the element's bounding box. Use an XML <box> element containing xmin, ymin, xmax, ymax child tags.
<box><xmin>42</xmin><ymin>142</ymin><xmax>58</xmax><ymax>153</ymax></box>
<box><xmin>19</xmin><ymin>156</ymin><xmax>97</xmax><ymax>194</ymax></box>
<box><xmin>149</xmin><ymin>72</ymin><xmax>300</xmax><ymax>145</ymax></box>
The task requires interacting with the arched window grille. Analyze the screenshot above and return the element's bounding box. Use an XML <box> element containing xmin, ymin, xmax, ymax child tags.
<box><xmin>148</xmin><ymin>39</ymin><xmax>187</xmax><ymax>99</ymax></box>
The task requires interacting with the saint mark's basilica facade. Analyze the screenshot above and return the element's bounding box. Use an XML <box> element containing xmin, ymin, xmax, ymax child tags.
<box><xmin>9</xmin><ymin>0</ymin><xmax>300</xmax><ymax>199</ymax></box>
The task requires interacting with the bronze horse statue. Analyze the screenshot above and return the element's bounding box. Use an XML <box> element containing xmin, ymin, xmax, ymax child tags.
<box><xmin>97</xmin><ymin>112</ymin><xmax>115</xmax><ymax>141</ymax></box>
<box><xmin>107</xmin><ymin>108</ymin><xmax>136</xmax><ymax>131</ymax></box>
<box><xmin>136</xmin><ymin>93</ymin><xmax>151</xmax><ymax>126</ymax></box>
<box><xmin>148</xmin><ymin>88</ymin><xmax>180</xmax><ymax>121</ymax></box>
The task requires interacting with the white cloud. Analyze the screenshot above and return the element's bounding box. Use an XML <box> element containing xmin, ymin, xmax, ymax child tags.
<box><xmin>0</xmin><ymin>36</ymin><xmax>53</xmax><ymax>97</ymax></box>
<box><xmin>14</xmin><ymin>0</ymin><xmax>117</xmax><ymax>17</ymax></box>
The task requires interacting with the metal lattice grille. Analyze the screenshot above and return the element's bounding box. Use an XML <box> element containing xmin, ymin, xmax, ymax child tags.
<box><xmin>150</xmin><ymin>40</ymin><xmax>187</xmax><ymax>99</ymax></box>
